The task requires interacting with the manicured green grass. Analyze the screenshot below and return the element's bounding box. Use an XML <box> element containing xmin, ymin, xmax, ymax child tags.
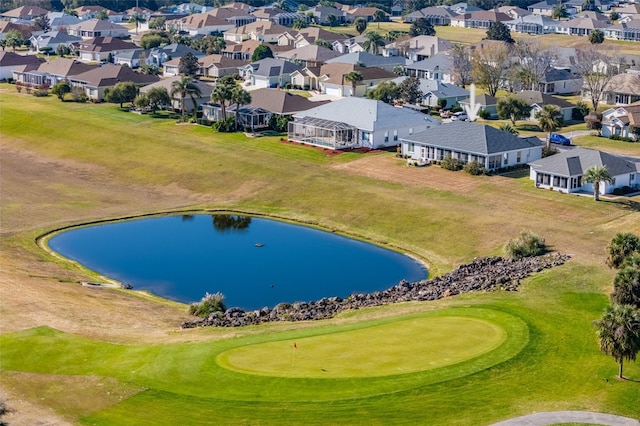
<box><xmin>572</xmin><ymin>134</ymin><xmax>640</xmax><ymax>156</ymax></box>
<box><xmin>1</xmin><ymin>88</ymin><xmax>639</xmax><ymax>424</ymax></box>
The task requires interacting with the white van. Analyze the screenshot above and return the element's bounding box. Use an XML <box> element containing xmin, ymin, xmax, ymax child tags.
<box><xmin>450</xmin><ymin>111</ymin><xmax>468</xmax><ymax>121</ymax></box>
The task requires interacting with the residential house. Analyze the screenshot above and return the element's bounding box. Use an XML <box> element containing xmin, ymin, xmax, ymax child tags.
<box><xmin>290</xmin><ymin>62</ymin><xmax>396</xmax><ymax>96</ymax></box>
<box><xmin>585</xmin><ymin>72</ymin><xmax>640</xmax><ymax>105</ymax></box>
<box><xmin>308</xmin><ymin>6</ymin><xmax>352</xmax><ymax>25</ymax></box>
<box><xmin>113</xmin><ymin>49</ymin><xmax>148</xmax><ymax>68</ymax></box>
<box><xmin>538</xmin><ymin>68</ymin><xmax>583</xmax><ymax>94</ymax></box>
<box><xmin>67</xmin><ymin>19</ymin><xmax>129</xmax><ymax>39</ymax></box>
<box><xmin>162</xmin><ymin>57</ymin><xmax>182</xmax><ymax>77</ymax></box>
<box><xmin>171</xmin><ymin>2</ymin><xmax>214</xmax><ymax>14</ymax></box>
<box><xmin>403</xmin><ymin>6</ymin><xmax>458</xmax><ymax>25</ymax></box>
<box><xmin>528</xmin><ymin>0</ymin><xmax>576</xmax><ymax>16</ymax></box>
<box><xmin>68</xmin><ymin>64</ymin><xmax>159</xmax><ymax>101</ymax></box>
<box><xmin>0</xmin><ymin>21</ymin><xmax>31</xmax><ymax>40</ymax></box>
<box><xmin>140</xmin><ymin>75</ymin><xmax>213</xmax><ymax>112</ymax></box>
<box><xmin>345</xmin><ymin>7</ymin><xmax>387</xmax><ymax>22</ymax></box>
<box><xmin>146</xmin><ymin>43</ymin><xmax>203</xmax><ymax>67</ymax></box>
<box><xmin>223</xmin><ymin>21</ymin><xmax>289</xmax><ymax>43</ymax></box>
<box><xmin>1</xmin><ymin>5</ymin><xmax>49</xmax><ymax>23</ymax></box>
<box><xmin>199</xmin><ymin>54</ymin><xmax>247</xmax><ymax>78</ymax></box>
<box><xmin>290</xmin><ymin>27</ymin><xmax>347</xmax><ymax>48</ymax></box>
<box><xmin>124</xmin><ymin>7</ymin><xmax>154</xmax><ymax>22</ymax></box>
<box><xmin>497</xmin><ymin>6</ymin><xmax>531</xmax><ymax>19</ymax></box>
<box><xmin>418</xmin><ymin>79</ymin><xmax>470</xmax><ymax>107</ymax></box>
<box><xmin>604</xmin><ymin>18</ymin><xmax>640</xmax><ymax>41</ymax></box>
<box><xmin>12</xmin><ymin>57</ymin><xmax>95</xmax><ymax>87</ymax></box>
<box><xmin>601</xmin><ymin>102</ymin><xmax>640</xmax><ymax>139</ymax></box>
<box><xmin>406</xmin><ymin>53</ymin><xmax>454</xmax><ymax>83</ymax></box>
<box><xmin>288</xmin><ymin>97</ymin><xmax>440</xmax><ymax>150</ymax></box>
<box><xmin>401</xmin><ymin>122</ymin><xmax>543</xmax><ymax>171</ymax></box>
<box><xmin>166</xmin><ymin>12</ymin><xmax>236</xmax><ymax>36</ymax></box>
<box><xmin>251</xmin><ymin>7</ymin><xmax>303</xmax><ymax>26</ymax></box>
<box><xmin>276</xmin><ymin>44</ymin><xmax>342</xmax><ymax>68</ymax></box>
<box><xmin>0</xmin><ymin>51</ymin><xmax>44</xmax><ymax>80</ymax></box>
<box><xmin>45</xmin><ymin>12</ymin><xmax>82</xmax><ymax>30</ymax></box>
<box><xmin>529</xmin><ymin>147</ymin><xmax>640</xmax><ymax>194</ymax></box>
<box><xmin>459</xmin><ymin>94</ymin><xmax>499</xmax><ymax>118</ymax></box>
<box><xmin>208</xmin><ymin>6</ymin><xmax>258</xmax><ymax>27</ymax></box>
<box><xmin>445</xmin><ymin>3</ymin><xmax>484</xmax><ymax>15</ymax></box>
<box><xmin>332</xmin><ymin>34</ymin><xmax>370</xmax><ymax>54</ymax></box>
<box><xmin>614</xmin><ymin>3</ymin><xmax>640</xmax><ymax>20</ymax></box>
<box><xmin>324</xmin><ymin>51</ymin><xmax>406</xmax><ymax>72</ymax></box>
<box><xmin>383</xmin><ymin>36</ymin><xmax>453</xmax><ymax>62</ymax></box>
<box><xmin>222</xmin><ymin>39</ymin><xmax>292</xmax><ymax>60</ymax></box>
<box><xmin>555</xmin><ymin>16</ymin><xmax>610</xmax><ymax>36</ymax></box>
<box><xmin>29</xmin><ymin>31</ymin><xmax>82</xmax><ymax>53</ymax></box>
<box><xmin>450</xmin><ymin>10</ymin><xmax>512</xmax><ymax>29</ymax></box>
<box><xmin>565</xmin><ymin>0</ymin><xmax>612</xmax><ymax>12</ymax></box>
<box><xmin>505</xmin><ymin>14</ymin><xmax>559</xmax><ymax>34</ymax></box>
<box><xmin>239</xmin><ymin>57</ymin><xmax>303</xmax><ymax>88</ymax></box>
<box><xmin>76</xmin><ymin>37</ymin><xmax>138</xmax><ymax>63</ymax></box>
<box><xmin>73</xmin><ymin>5</ymin><xmax>122</xmax><ymax>22</ymax></box>
<box><xmin>551</xmin><ymin>47</ymin><xmax>579</xmax><ymax>72</ymax></box>
<box><xmin>515</xmin><ymin>90</ymin><xmax>575</xmax><ymax>122</ymax></box>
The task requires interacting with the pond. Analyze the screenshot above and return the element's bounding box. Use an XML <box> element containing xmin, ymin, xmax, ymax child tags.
<box><xmin>48</xmin><ymin>214</ymin><xmax>427</xmax><ymax>311</ymax></box>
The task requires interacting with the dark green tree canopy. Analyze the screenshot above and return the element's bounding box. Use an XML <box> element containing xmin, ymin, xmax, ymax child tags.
<box><xmin>178</xmin><ymin>52</ymin><xmax>200</xmax><ymax>77</ymax></box>
<box><xmin>497</xmin><ymin>96</ymin><xmax>531</xmax><ymax>125</ymax></box>
<box><xmin>486</xmin><ymin>22</ymin><xmax>514</xmax><ymax>43</ymax></box>
<box><xmin>409</xmin><ymin>18</ymin><xmax>435</xmax><ymax>37</ymax></box>
<box><xmin>607</xmin><ymin>233</ymin><xmax>640</xmax><ymax>269</ymax></box>
<box><xmin>398</xmin><ymin>76</ymin><xmax>423</xmax><ymax>105</ymax></box>
<box><xmin>105</xmin><ymin>81</ymin><xmax>138</xmax><ymax>108</ymax></box>
<box><xmin>354</xmin><ymin>17</ymin><xmax>368</xmax><ymax>35</ymax></box>
<box><xmin>251</xmin><ymin>45</ymin><xmax>274</xmax><ymax>62</ymax></box>
<box><xmin>589</xmin><ymin>29</ymin><xmax>605</xmax><ymax>44</ymax></box>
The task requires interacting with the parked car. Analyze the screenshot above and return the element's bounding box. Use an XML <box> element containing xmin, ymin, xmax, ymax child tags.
<box><xmin>548</xmin><ymin>133</ymin><xmax>571</xmax><ymax>145</ymax></box>
<box><xmin>450</xmin><ymin>111</ymin><xmax>468</xmax><ymax>121</ymax></box>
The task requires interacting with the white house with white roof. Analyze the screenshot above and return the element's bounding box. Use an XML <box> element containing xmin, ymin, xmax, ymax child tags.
<box><xmin>288</xmin><ymin>97</ymin><xmax>440</xmax><ymax>150</ymax></box>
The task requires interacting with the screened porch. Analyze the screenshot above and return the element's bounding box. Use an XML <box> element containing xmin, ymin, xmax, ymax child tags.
<box><xmin>288</xmin><ymin>117</ymin><xmax>358</xmax><ymax>150</ymax></box>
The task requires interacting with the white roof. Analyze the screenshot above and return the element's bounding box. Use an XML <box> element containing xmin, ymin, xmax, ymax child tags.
<box><xmin>293</xmin><ymin>97</ymin><xmax>439</xmax><ymax>132</ymax></box>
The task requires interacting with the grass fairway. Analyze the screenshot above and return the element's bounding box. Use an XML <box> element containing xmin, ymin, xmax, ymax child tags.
<box><xmin>1</xmin><ymin>88</ymin><xmax>639</xmax><ymax>425</ymax></box>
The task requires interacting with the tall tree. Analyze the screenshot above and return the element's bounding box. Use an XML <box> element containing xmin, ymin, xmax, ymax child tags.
<box><xmin>326</xmin><ymin>14</ymin><xmax>337</xmax><ymax>28</ymax></box>
<box><xmin>129</xmin><ymin>13</ymin><xmax>146</xmax><ymax>36</ymax></box>
<box><xmin>583</xmin><ymin>165</ymin><xmax>614</xmax><ymax>201</ymax></box>
<box><xmin>33</xmin><ymin>14</ymin><xmax>51</xmax><ymax>32</ymax></box>
<box><xmin>144</xmin><ymin>86</ymin><xmax>171</xmax><ymax>113</ymax></box>
<box><xmin>363</xmin><ymin>31</ymin><xmax>385</xmax><ymax>54</ymax></box>
<box><xmin>451</xmin><ymin>44</ymin><xmax>472</xmax><ymax>88</ymax></box>
<box><xmin>4</xmin><ymin>29</ymin><xmax>22</xmax><ymax>52</ymax></box>
<box><xmin>344</xmin><ymin>71</ymin><xmax>363</xmax><ymax>96</ymax></box>
<box><xmin>471</xmin><ymin>42</ymin><xmax>509</xmax><ymax>97</ymax></box>
<box><xmin>366</xmin><ymin>80</ymin><xmax>399</xmax><ymax>104</ymax></box>
<box><xmin>178</xmin><ymin>52</ymin><xmax>200</xmax><ymax>77</ymax></box>
<box><xmin>211</xmin><ymin>81</ymin><xmax>233</xmax><ymax>120</ymax></box>
<box><xmin>409</xmin><ymin>18</ymin><xmax>435</xmax><ymax>37</ymax></box>
<box><xmin>574</xmin><ymin>47</ymin><xmax>619</xmax><ymax>112</ymax></box>
<box><xmin>354</xmin><ymin>17</ymin><xmax>367</xmax><ymax>35</ymax></box>
<box><xmin>373</xmin><ymin>9</ymin><xmax>386</xmax><ymax>28</ymax></box>
<box><xmin>497</xmin><ymin>96</ymin><xmax>531</xmax><ymax>125</ymax></box>
<box><xmin>593</xmin><ymin>304</ymin><xmax>640</xmax><ymax>379</ymax></box>
<box><xmin>251</xmin><ymin>45</ymin><xmax>273</xmax><ymax>62</ymax></box>
<box><xmin>536</xmin><ymin>104</ymin><xmax>563</xmax><ymax>149</ymax></box>
<box><xmin>509</xmin><ymin>40</ymin><xmax>555</xmax><ymax>91</ymax></box>
<box><xmin>486</xmin><ymin>22</ymin><xmax>514</xmax><ymax>43</ymax></box>
<box><xmin>292</xmin><ymin>16</ymin><xmax>308</xmax><ymax>30</ymax></box>
<box><xmin>398</xmin><ymin>76</ymin><xmax>423</xmax><ymax>104</ymax></box>
<box><xmin>171</xmin><ymin>75</ymin><xmax>202</xmax><ymax>121</ymax></box>
<box><xmin>230</xmin><ymin>85</ymin><xmax>251</xmax><ymax>130</ymax></box>
<box><xmin>612</xmin><ymin>267</ymin><xmax>640</xmax><ymax>308</ymax></box>
<box><xmin>105</xmin><ymin>82</ymin><xmax>138</xmax><ymax>108</ymax></box>
<box><xmin>606</xmin><ymin>233</ymin><xmax>640</xmax><ymax>269</ymax></box>
<box><xmin>552</xmin><ymin>3</ymin><xmax>569</xmax><ymax>19</ymax></box>
<box><xmin>589</xmin><ymin>29</ymin><xmax>605</xmax><ymax>44</ymax></box>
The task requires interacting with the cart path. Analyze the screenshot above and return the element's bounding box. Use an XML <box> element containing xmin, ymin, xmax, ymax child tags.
<box><xmin>491</xmin><ymin>411</ymin><xmax>640</xmax><ymax>426</ymax></box>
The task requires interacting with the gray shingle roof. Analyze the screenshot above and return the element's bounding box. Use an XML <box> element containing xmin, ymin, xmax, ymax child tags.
<box><xmin>529</xmin><ymin>147</ymin><xmax>640</xmax><ymax>177</ymax></box>
<box><xmin>249</xmin><ymin>58</ymin><xmax>303</xmax><ymax>77</ymax></box>
<box><xmin>401</xmin><ymin>122</ymin><xmax>543</xmax><ymax>155</ymax></box>
<box><xmin>325</xmin><ymin>51</ymin><xmax>407</xmax><ymax>68</ymax></box>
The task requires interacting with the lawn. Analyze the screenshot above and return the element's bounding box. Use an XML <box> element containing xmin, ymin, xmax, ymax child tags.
<box><xmin>0</xmin><ymin>87</ymin><xmax>639</xmax><ymax>425</ymax></box>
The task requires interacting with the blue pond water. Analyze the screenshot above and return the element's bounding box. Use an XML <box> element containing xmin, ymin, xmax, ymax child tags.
<box><xmin>48</xmin><ymin>215</ymin><xmax>427</xmax><ymax>311</ymax></box>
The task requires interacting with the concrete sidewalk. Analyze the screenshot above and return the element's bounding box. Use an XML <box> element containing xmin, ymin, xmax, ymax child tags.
<box><xmin>491</xmin><ymin>411</ymin><xmax>639</xmax><ymax>426</ymax></box>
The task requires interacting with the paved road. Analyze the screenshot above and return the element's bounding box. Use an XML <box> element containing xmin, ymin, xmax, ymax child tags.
<box><xmin>491</xmin><ymin>411</ymin><xmax>640</xmax><ymax>426</ymax></box>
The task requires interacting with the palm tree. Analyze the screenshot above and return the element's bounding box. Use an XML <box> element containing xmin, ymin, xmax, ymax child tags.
<box><xmin>373</xmin><ymin>10</ymin><xmax>386</xmax><ymax>28</ymax></box>
<box><xmin>129</xmin><ymin>14</ymin><xmax>146</xmax><ymax>35</ymax></box>
<box><xmin>583</xmin><ymin>165</ymin><xmax>614</xmax><ymax>201</ymax></box>
<box><xmin>499</xmin><ymin>123</ymin><xmax>519</xmax><ymax>135</ymax></box>
<box><xmin>326</xmin><ymin>14</ymin><xmax>337</xmax><ymax>28</ymax></box>
<box><xmin>343</xmin><ymin>71</ymin><xmax>363</xmax><ymax>97</ymax></box>
<box><xmin>354</xmin><ymin>17</ymin><xmax>367</xmax><ymax>35</ymax></box>
<box><xmin>606</xmin><ymin>233</ymin><xmax>640</xmax><ymax>268</ymax></box>
<box><xmin>363</xmin><ymin>31</ymin><xmax>385</xmax><ymax>54</ymax></box>
<box><xmin>536</xmin><ymin>104</ymin><xmax>563</xmax><ymax>149</ymax></box>
<box><xmin>292</xmin><ymin>16</ymin><xmax>308</xmax><ymax>30</ymax></box>
<box><xmin>612</xmin><ymin>267</ymin><xmax>640</xmax><ymax>308</ymax></box>
<box><xmin>170</xmin><ymin>76</ymin><xmax>202</xmax><ymax>122</ymax></box>
<box><xmin>230</xmin><ymin>86</ymin><xmax>251</xmax><ymax>131</ymax></box>
<box><xmin>593</xmin><ymin>304</ymin><xmax>640</xmax><ymax>379</ymax></box>
<box><xmin>211</xmin><ymin>82</ymin><xmax>233</xmax><ymax>120</ymax></box>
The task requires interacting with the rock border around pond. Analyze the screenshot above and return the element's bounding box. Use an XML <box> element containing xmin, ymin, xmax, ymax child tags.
<box><xmin>181</xmin><ymin>253</ymin><xmax>571</xmax><ymax>329</ymax></box>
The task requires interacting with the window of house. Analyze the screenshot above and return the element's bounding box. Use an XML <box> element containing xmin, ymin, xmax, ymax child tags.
<box><xmin>630</xmin><ymin>173</ymin><xmax>635</xmax><ymax>181</ymax></box>
<box><xmin>362</xmin><ymin>132</ymin><xmax>370</xmax><ymax>142</ymax></box>
<box><xmin>409</xmin><ymin>127</ymin><xmax>413</xmax><ymax>135</ymax></box>
<box><xmin>384</xmin><ymin>131</ymin><xmax>389</xmax><ymax>142</ymax></box>
<box><xmin>393</xmin><ymin>130</ymin><xmax>398</xmax><ymax>141</ymax></box>
<box><xmin>407</xmin><ymin>143</ymin><xmax>415</xmax><ymax>152</ymax></box>
<box><xmin>517</xmin><ymin>151</ymin><xmax>522</xmax><ymax>163</ymax></box>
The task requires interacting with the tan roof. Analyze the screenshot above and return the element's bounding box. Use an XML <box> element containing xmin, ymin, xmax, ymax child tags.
<box><xmin>74</xmin><ymin>5</ymin><xmax>112</xmax><ymax>14</ymax></box>
<box><xmin>296</xmin><ymin>27</ymin><xmax>347</xmax><ymax>42</ymax></box>
<box><xmin>221</xmin><ymin>2</ymin><xmax>254</xmax><ymax>10</ymax></box>
<box><xmin>77</xmin><ymin>37</ymin><xmax>137</xmax><ymax>53</ymax></box>
<box><xmin>319</xmin><ymin>62</ymin><xmax>397</xmax><ymax>84</ymax></box>
<box><xmin>0</xmin><ymin>21</ymin><xmax>31</xmax><ymax>34</ymax></box>
<box><xmin>515</xmin><ymin>90</ymin><xmax>574</xmax><ymax>109</ymax></box>
<box><xmin>1</xmin><ymin>5</ymin><xmax>49</xmax><ymax>19</ymax></box>
<box><xmin>140</xmin><ymin>75</ymin><xmax>213</xmax><ymax>97</ymax></box>
<box><xmin>248</xmin><ymin>88</ymin><xmax>329</xmax><ymax>114</ymax></box>
<box><xmin>604</xmin><ymin>73</ymin><xmax>640</xmax><ymax>96</ymax></box>
<box><xmin>225</xmin><ymin>20</ymin><xmax>289</xmax><ymax>36</ymax></box>
<box><xmin>70</xmin><ymin>64</ymin><xmax>159</xmax><ymax>87</ymax></box>
<box><xmin>223</xmin><ymin>39</ymin><xmax>293</xmax><ymax>54</ymax></box>
<box><xmin>199</xmin><ymin>54</ymin><xmax>248</xmax><ymax>68</ymax></box>
<box><xmin>69</xmin><ymin>19</ymin><xmax>128</xmax><ymax>32</ymax></box>
<box><xmin>178</xmin><ymin>13</ymin><xmax>231</xmax><ymax>29</ymax></box>
<box><xmin>38</xmin><ymin>57</ymin><xmax>96</xmax><ymax>77</ymax></box>
<box><xmin>207</xmin><ymin>7</ymin><xmax>253</xmax><ymax>18</ymax></box>
<box><xmin>277</xmin><ymin>44</ymin><xmax>341</xmax><ymax>62</ymax></box>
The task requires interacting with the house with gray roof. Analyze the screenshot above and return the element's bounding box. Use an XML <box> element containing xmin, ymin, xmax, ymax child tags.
<box><xmin>529</xmin><ymin>148</ymin><xmax>640</xmax><ymax>194</ymax></box>
<box><xmin>515</xmin><ymin>90</ymin><xmax>575</xmax><ymax>122</ymax></box>
<box><xmin>406</xmin><ymin>53</ymin><xmax>454</xmax><ymax>83</ymax></box>
<box><xmin>239</xmin><ymin>58</ymin><xmax>303</xmax><ymax>88</ymax></box>
<box><xmin>68</xmin><ymin>64</ymin><xmax>159</xmax><ymax>101</ymax></box>
<box><xmin>505</xmin><ymin>14</ymin><xmax>559</xmax><ymax>34</ymax></box>
<box><xmin>459</xmin><ymin>93</ymin><xmax>498</xmax><ymax>118</ymax></box>
<box><xmin>385</xmin><ymin>76</ymin><xmax>469</xmax><ymax>108</ymax></box>
<box><xmin>0</xmin><ymin>51</ymin><xmax>45</xmax><ymax>80</ymax></box>
<box><xmin>324</xmin><ymin>51</ymin><xmax>406</xmax><ymax>72</ymax></box>
<box><xmin>288</xmin><ymin>97</ymin><xmax>440</xmax><ymax>150</ymax></box>
<box><xmin>382</xmin><ymin>35</ymin><xmax>453</xmax><ymax>62</ymax></box>
<box><xmin>528</xmin><ymin>0</ymin><xmax>576</xmax><ymax>17</ymax></box>
<box><xmin>403</xmin><ymin>6</ymin><xmax>458</xmax><ymax>25</ymax></box>
<box><xmin>401</xmin><ymin>122</ymin><xmax>543</xmax><ymax>171</ymax></box>
<box><xmin>538</xmin><ymin>68</ymin><xmax>582</xmax><ymax>95</ymax></box>
<box><xmin>275</xmin><ymin>44</ymin><xmax>342</xmax><ymax>68</ymax></box>
<box><xmin>12</xmin><ymin>57</ymin><xmax>95</xmax><ymax>87</ymax></box>
<box><xmin>604</xmin><ymin>18</ymin><xmax>640</xmax><ymax>42</ymax></box>
<box><xmin>29</xmin><ymin>31</ymin><xmax>82</xmax><ymax>53</ymax></box>
<box><xmin>67</xmin><ymin>19</ymin><xmax>129</xmax><ymax>39</ymax></box>
<box><xmin>140</xmin><ymin>75</ymin><xmax>213</xmax><ymax>112</ymax></box>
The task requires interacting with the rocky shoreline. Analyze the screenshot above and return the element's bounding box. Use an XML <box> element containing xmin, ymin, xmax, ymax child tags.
<box><xmin>181</xmin><ymin>253</ymin><xmax>571</xmax><ymax>328</ymax></box>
